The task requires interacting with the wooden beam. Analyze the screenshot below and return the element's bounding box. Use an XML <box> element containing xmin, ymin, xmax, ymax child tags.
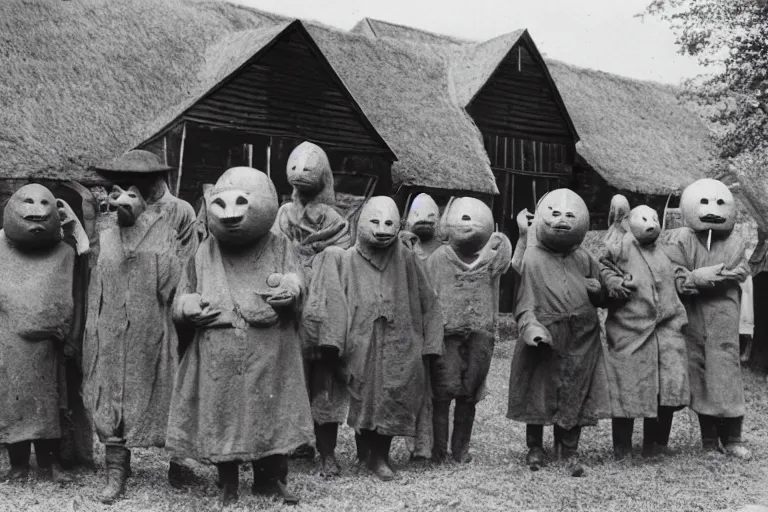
<box><xmin>175</xmin><ymin>122</ymin><xmax>187</xmax><ymax>197</ymax></box>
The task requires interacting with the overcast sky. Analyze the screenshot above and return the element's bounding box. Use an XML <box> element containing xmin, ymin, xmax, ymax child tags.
<box><xmin>235</xmin><ymin>0</ymin><xmax>703</xmax><ymax>85</ymax></box>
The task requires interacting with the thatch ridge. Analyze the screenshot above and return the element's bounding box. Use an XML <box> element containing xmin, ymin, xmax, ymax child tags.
<box><xmin>350</xmin><ymin>16</ymin><xmax>715</xmax><ymax>195</ymax></box>
<box><xmin>350</xmin><ymin>18</ymin><xmax>468</xmax><ymax>45</ymax></box>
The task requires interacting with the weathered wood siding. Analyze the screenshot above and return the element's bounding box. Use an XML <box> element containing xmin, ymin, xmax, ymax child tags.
<box><xmin>467</xmin><ymin>42</ymin><xmax>575</xmax><ymax>143</ymax></box>
<box><xmin>183</xmin><ymin>27</ymin><xmax>391</xmax><ymax>156</ymax></box>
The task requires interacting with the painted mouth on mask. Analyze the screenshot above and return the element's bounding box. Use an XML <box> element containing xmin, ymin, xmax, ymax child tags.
<box><xmin>374</xmin><ymin>233</ymin><xmax>395</xmax><ymax>242</ymax></box>
<box><xmin>413</xmin><ymin>220</ymin><xmax>435</xmax><ymax>228</ymax></box>
<box><xmin>552</xmin><ymin>224</ymin><xmax>572</xmax><ymax>232</ymax></box>
<box><xmin>645</xmin><ymin>227</ymin><xmax>657</xmax><ymax>233</ymax></box>
<box><xmin>699</xmin><ymin>214</ymin><xmax>726</xmax><ymax>224</ymax></box>
<box><xmin>291</xmin><ymin>179</ymin><xmax>316</xmax><ymax>188</ymax></box>
<box><xmin>28</xmin><ymin>225</ymin><xmax>45</xmax><ymax>234</ymax></box>
<box><xmin>23</xmin><ymin>214</ymin><xmax>50</xmax><ymax>223</ymax></box>
<box><xmin>219</xmin><ymin>216</ymin><xmax>244</xmax><ymax>228</ymax></box>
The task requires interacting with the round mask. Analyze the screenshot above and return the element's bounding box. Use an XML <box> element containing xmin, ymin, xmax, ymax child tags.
<box><xmin>286</xmin><ymin>141</ymin><xmax>334</xmax><ymax>203</ymax></box>
<box><xmin>108</xmin><ymin>185</ymin><xmax>146</xmax><ymax>227</ymax></box>
<box><xmin>357</xmin><ymin>196</ymin><xmax>400</xmax><ymax>249</ymax></box>
<box><xmin>406</xmin><ymin>193</ymin><xmax>439</xmax><ymax>240</ymax></box>
<box><xmin>535</xmin><ymin>188</ymin><xmax>589</xmax><ymax>252</ymax></box>
<box><xmin>680</xmin><ymin>178</ymin><xmax>735</xmax><ymax>233</ymax></box>
<box><xmin>443</xmin><ymin>197</ymin><xmax>494</xmax><ymax>255</ymax></box>
<box><xmin>207</xmin><ymin>167</ymin><xmax>278</xmax><ymax>247</ymax></box>
<box><xmin>628</xmin><ymin>205</ymin><xmax>661</xmax><ymax>245</ymax></box>
<box><xmin>3</xmin><ymin>184</ymin><xmax>62</xmax><ymax>250</ymax></box>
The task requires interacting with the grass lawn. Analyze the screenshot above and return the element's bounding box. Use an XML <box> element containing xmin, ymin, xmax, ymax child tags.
<box><xmin>1</xmin><ymin>337</ymin><xmax>767</xmax><ymax>512</ymax></box>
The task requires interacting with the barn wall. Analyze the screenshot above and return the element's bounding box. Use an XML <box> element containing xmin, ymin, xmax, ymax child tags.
<box><xmin>185</xmin><ymin>27</ymin><xmax>390</xmax><ymax>156</ymax></box>
<box><xmin>467</xmin><ymin>42</ymin><xmax>574</xmax><ymax>144</ymax></box>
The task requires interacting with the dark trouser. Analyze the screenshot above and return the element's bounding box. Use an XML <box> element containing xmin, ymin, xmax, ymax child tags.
<box><xmin>252</xmin><ymin>454</ymin><xmax>289</xmax><ymax>485</ymax></box>
<box><xmin>431</xmin><ymin>332</ymin><xmax>493</xmax><ymax>461</ymax></box>
<box><xmin>359</xmin><ymin>429</ymin><xmax>393</xmax><ymax>465</ymax></box>
<box><xmin>315</xmin><ymin>422</ymin><xmax>338</xmax><ymax>458</ymax></box>
<box><xmin>698</xmin><ymin>414</ymin><xmax>743</xmax><ymax>449</ymax></box>
<box><xmin>6</xmin><ymin>439</ymin><xmax>63</xmax><ymax>469</ymax></box>
<box><xmin>526</xmin><ymin>424</ymin><xmax>582</xmax><ymax>453</ymax></box>
<box><xmin>612</xmin><ymin>405</ymin><xmax>680</xmax><ymax>455</ymax></box>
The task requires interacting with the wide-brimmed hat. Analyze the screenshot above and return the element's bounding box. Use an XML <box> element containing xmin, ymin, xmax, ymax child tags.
<box><xmin>93</xmin><ymin>149</ymin><xmax>172</xmax><ymax>173</ymax></box>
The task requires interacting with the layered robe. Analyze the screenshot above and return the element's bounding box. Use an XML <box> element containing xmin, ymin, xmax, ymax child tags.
<box><xmin>601</xmin><ymin>232</ymin><xmax>689</xmax><ymax>418</ymax></box>
<box><xmin>166</xmin><ymin>232</ymin><xmax>313</xmax><ymax>462</ymax></box>
<box><xmin>427</xmin><ymin>234</ymin><xmax>511</xmax><ymax>401</ymax></box>
<box><xmin>306</xmin><ymin>242</ymin><xmax>444</xmax><ymax>437</ymax></box>
<box><xmin>507</xmin><ymin>244</ymin><xmax>611</xmax><ymax>429</ymax></box>
<box><xmin>273</xmin><ymin>200</ymin><xmax>352</xmax><ymax>425</ymax></box>
<box><xmin>82</xmin><ymin>209</ymin><xmax>181</xmax><ymax>447</ymax></box>
<box><xmin>0</xmin><ymin>233</ymin><xmax>75</xmax><ymax>444</ymax></box>
<box><xmin>663</xmin><ymin>227</ymin><xmax>749</xmax><ymax>417</ymax></box>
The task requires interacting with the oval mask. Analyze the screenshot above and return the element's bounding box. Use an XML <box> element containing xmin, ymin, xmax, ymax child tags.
<box><xmin>3</xmin><ymin>184</ymin><xmax>62</xmax><ymax>250</ymax></box>
<box><xmin>207</xmin><ymin>167</ymin><xmax>278</xmax><ymax>247</ymax></box>
<box><xmin>535</xmin><ymin>188</ymin><xmax>589</xmax><ymax>252</ymax></box>
<box><xmin>108</xmin><ymin>185</ymin><xmax>146</xmax><ymax>227</ymax></box>
<box><xmin>286</xmin><ymin>141</ymin><xmax>335</xmax><ymax>204</ymax></box>
<box><xmin>357</xmin><ymin>196</ymin><xmax>400</xmax><ymax>249</ymax></box>
<box><xmin>680</xmin><ymin>178</ymin><xmax>735</xmax><ymax>233</ymax></box>
<box><xmin>443</xmin><ymin>197</ymin><xmax>494</xmax><ymax>255</ymax></box>
<box><xmin>628</xmin><ymin>205</ymin><xmax>661</xmax><ymax>245</ymax></box>
<box><xmin>406</xmin><ymin>193</ymin><xmax>439</xmax><ymax>240</ymax></box>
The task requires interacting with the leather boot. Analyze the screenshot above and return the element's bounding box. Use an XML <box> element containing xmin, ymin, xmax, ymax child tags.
<box><xmin>612</xmin><ymin>418</ymin><xmax>634</xmax><ymax>460</ymax></box>
<box><xmin>168</xmin><ymin>458</ymin><xmax>197</xmax><ymax>489</ymax></box>
<box><xmin>698</xmin><ymin>414</ymin><xmax>722</xmax><ymax>453</ymax></box>
<box><xmin>34</xmin><ymin>439</ymin><xmax>72</xmax><ymax>484</ymax></box>
<box><xmin>2</xmin><ymin>441</ymin><xmax>31</xmax><ymax>482</ymax></box>
<box><xmin>355</xmin><ymin>432</ymin><xmax>369</xmax><ymax>465</ymax></box>
<box><xmin>451</xmin><ymin>400</ymin><xmax>476</xmax><ymax>463</ymax></box>
<box><xmin>251</xmin><ymin>455</ymin><xmax>299</xmax><ymax>505</ymax></box>
<box><xmin>365</xmin><ymin>431</ymin><xmax>395</xmax><ymax>481</ymax></box>
<box><xmin>315</xmin><ymin>422</ymin><xmax>341</xmax><ymax>477</ymax></box>
<box><xmin>432</xmin><ymin>400</ymin><xmax>450</xmax><ymax>462</ymax></box>
<box><xmin>641</xmin><ymin>418</ymin><xmax>658</xmax><ymax>458</ymax></box>
<box><xmin>217</xmin><ymin>462</ymin><xmax>239</xmax><ymax>507</ymax></box>
<box><xmin>654</xmin><ymin>407</ymin><xmax>676</xmax><ymax>455</ymax></box>
<box><xmin>525</xmin><ymin>424</ymin><xmax>546</xmax><ymax>471</ymax></box>
<box><xmin>99</xmin><ymin>441</ymin><xmax>129</xmax><ymax>504</ymax></box>
<box><xmin>554</xmin><ymin>425</ymin><xmax>584</xmax><ymax>477</ymax></box>
<box><xmin>720</xmin><ymin>417</ymin><xmax>752</xmax><ymax>460</ymax></box>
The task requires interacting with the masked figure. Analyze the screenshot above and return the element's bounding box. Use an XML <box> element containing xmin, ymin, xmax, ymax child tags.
<box><xmin>663</xmin><ymin>178</ymin><xmax>751</xmax><ymax>459</ymax></box>
<box><xmin>507</xmin><ymin>189</ymin><xmax>610</xmax><ymax>477</ymax></box>
<box><xmin>168</xmin><ymin>167</ymin><xmax>312</xmax><ymax>506</ymax></box>
<box><xmin>0</xmin><ymin>185</ymin><xmax>86</xmax><ymax>484</ymax></box>
<box><xmin>398</xmin><ymin>193</ymin><xmax>443</xmax><ymax>461</ymax></box>
<box><xmin>305</xmin><ymin>196</ymin><xmax>443</xmax><ymax>481</ymax></box>
<box><xmin>603</xmin><ymin>194</ymin><xmax>631</xmax><ymax>253</ymax></box>
<box><xmin>82</xmin><ymin>181</ymin><xmax>190</xmax><ymax>503</ymax></box>
<box><xmin>271</xmin><ymin>142</ymin><xmax>352</xmax><ymax>475</ymax></box>
<box><xmin>427</xmin><ymin>198</ymin><xmax>511</xmax><ymax>463</ymax></box>
<box><xmin>600</xmin><ymin>205</ymin><xmax>689</xmax><ymax>459</ymax></box>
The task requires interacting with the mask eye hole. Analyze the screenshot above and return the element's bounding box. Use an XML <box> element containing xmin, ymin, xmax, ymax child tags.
<box><xmin>551</xmin><ymin>210</ymin><xmax>561</xmax><ymax>217</ymax></box>
<box><xmin>235</xmin><ymin>196</ymin><xmax>248</xmax><ymax>206</ymax></box>
<box><xmin>127</xmin><ymin>193</ymin><xmax>137</xmax><ymax>199</ymax></box>
<box><xmin>291</xmin><ymin>166</ymin><xmax>296</xmax><ymax>171</ymax></box>
<box><xmin>565</xmin><ymin>212</ymin><xmax>575</xmax><ymax>219</ymax></box>
<box><xmin>717</xmin><ymin>199</ymin><xmax>725</xmax><ymax>206</ymax></box>
<box><xmin>24</xmin><ymin>198</ymin><xmax>34</xmax><ymax>204</ymax></box>
<box><xmin>461</xmin><ymin>215</ymin><xmax>471</xmax><ymax>221</ymax></box>
<box><xmin>642</xmin><ymin>217</ymin><xmax>647</xmax><ymax>222</ymax></box>
<box><xmin>384</xmin><ymin>220</ymin><xmax>393</xmax><ymax>226</ymax></box>
<box><xmin>40</xmin><ymin>199</ymin><xmax>49</xmax><ymax>206</ymax></box>
<box><xmin>212</xmin><ymin>198</ymin><xmax>226</xmax><ymax>209</ymax></box>
<box><xmin>371</xmin><ymin>219</ymin><xmax>380</xmax><ymax>225</ymax></box>
<box><xmin>700</xmin><ymin>198</ymin><xmax>709</xmax><ymax>205</ymax></box>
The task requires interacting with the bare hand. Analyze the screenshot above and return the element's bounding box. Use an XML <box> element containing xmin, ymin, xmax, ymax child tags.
<box><xmin>265</xmin><ymin>289</ymin><xmax>295</xmax><ymax>307</ymax></box>
<box><xmin>181</xmin><ymin>294</ymin><xmax>221</xmax><ymax>326</ymax></box>
<box><xmin>524</xmin><ymin>324</ymin><xmax>552</xmax><ymax>347</ymax></box>
<box><xmin>692</xmin><ymin>264</ymin><xmax>728</xmax><ymax>287</ymax></box>
<box><xmin>516</xmin><ymin>209</ymin><xmax>534</xmax><ymax>235</ymax></box>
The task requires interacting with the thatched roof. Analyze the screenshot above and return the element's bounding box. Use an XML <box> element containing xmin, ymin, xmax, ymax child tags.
<box><xmin>0</xmin><ymin>0</ymin><xmax>497</xmax><ymax>194</ymax></box>
<box><xmin>0</xmin><ymin>0</ymin><xmax>287</xmax><ymax>185</ymax></box>
<box><xmin>351</xmin><ymin>17</ymin><xmax>715</xmax><ymax>196</ymax></box>
<box><xmin>545</xmin><ymin>59</ymin><xmax>715</xmax><ymax>195</ymax></box>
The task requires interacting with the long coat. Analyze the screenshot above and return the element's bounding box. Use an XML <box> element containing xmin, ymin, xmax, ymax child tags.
<box><xmin>307</xmin><ymin>242</ymin><xmax>444</xmax><ymax>437</ymax></box>
<box><xmin>507</xmin><ymin>244</ymin><xmax>611</xmax><ymax>429</ymax></box>
<box><xmin>601</xmin><ymin>233</ymin><xmax>689</xmax><ymax>418</ymax></box>
<box><xmin>166</xmin><ymin>233</ymin><xmax>313</xmax><ymax>463</ymax></box>
<box><xmin>664</xmin><ymin>227</ymin><xmax>749</xmax><ymax>418</ymax></box>
<box><xmin>82</xmin><ymin>210</ymin><xmax>181</xmax><ymax>447</ymax></box>
<box><xmin>272</xmin><ymin>200</ymin><xmax>351</xmax><ymax>425</ymax></box>
<box><xmin>0</xmin><ymin>234</ymin><xmax>74</xmax><ymax>444</ymax></box>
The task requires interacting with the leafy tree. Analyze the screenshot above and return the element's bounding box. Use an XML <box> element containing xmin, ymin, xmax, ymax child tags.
<box><xmin>644</xmin><ymin>0</ymin><xmax>768</xmax><ymax>229</ymax></box>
